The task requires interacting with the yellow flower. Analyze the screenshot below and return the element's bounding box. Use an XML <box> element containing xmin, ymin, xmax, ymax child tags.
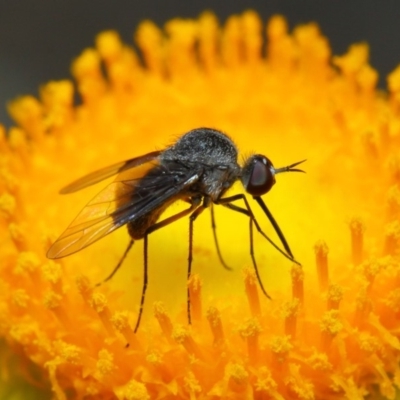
<box><xmin>1</xmin><ymin>9</ymin><xmax>400</xmax><ymax>399</ymax></box>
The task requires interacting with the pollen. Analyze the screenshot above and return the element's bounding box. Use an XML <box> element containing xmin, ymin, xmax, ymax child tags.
<box><xmin>320</xmin><ymin>310</ymin><xmax>343</xmax><ymax>336</ymax></box>
<box><xmin>1</xmin><ymin>9</ymin><xmax>400</xmax><ymax>400</ymax></box>
<box><xmin>115</xmin><ymin>380</ymin><xmax>150</xmax><ymax>400</ymax></box>
<box><xmin>14</xmin><ymin>251</ymin><xmax>40</xmax><ymax>275</ymax></box>
<box><xmin>0</xmin><ymin>192</ymin><xmax>16</xmax><ymax>217</ymax></box>
<box><xmin>96</xmin><ymin>349</ymin><xmax>115</xmax><ymax>376</ymax></box>
<box><xmin>11</xmin><ymin>289</ymin><xmax>29</xmax><ymax>308</ymax></box>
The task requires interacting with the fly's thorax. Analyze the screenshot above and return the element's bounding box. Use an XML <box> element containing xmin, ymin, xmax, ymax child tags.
<box><xmin>161</xmin><ymin>127</ymin><xmax>239</xmax><ymax>167</ymax></box>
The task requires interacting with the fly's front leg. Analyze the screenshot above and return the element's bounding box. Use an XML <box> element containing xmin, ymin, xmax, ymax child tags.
<box><xmin>216</xmin><ymin>194</ymin><xmax>298</xmax><ymax>264</ymax></box>
<box><xmin>215</xmin><ymin>194</ymin><xmax>298</xmax><ymax>299</ymax></box>
<box><xmin>216</xmin><ymin>196</ymin><xmax>270</xmax><ymax>298</ymax></box>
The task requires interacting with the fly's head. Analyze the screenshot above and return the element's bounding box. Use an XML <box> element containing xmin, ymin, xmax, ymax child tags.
<box><xmin>241</xmin><ymin>155</ymin><xmax>306</xmax><ymax>197</ymax></box>
<box><xmin>241</xmin><ymin>155</ymin><xmax>276</xmax><ymax>196</ymax></box>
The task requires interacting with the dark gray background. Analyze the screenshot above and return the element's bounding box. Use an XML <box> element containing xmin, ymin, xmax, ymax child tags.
<box><xmin>1</xmin><ymin>1</ymin><xmax>400</xmax><ymax>127</ymax></box>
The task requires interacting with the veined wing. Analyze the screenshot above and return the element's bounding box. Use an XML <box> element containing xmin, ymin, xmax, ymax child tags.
<box><xmin>60</xmin><ymin>150</ymin><xmax>162</xmax><ymax>193</ymax></box>
<box><xmin>47</xmin><ymin>162</ymin><xmax>201</xmax><ymax>259</ymax></box>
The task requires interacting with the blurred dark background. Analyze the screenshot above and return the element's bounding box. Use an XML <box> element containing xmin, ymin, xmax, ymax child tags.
<box><xmin>1</xmin><ymin>1</ymin><xmax>400</xmax><ymax>127</ymax></box>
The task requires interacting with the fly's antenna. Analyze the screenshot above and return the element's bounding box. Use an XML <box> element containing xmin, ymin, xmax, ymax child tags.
<box><xmin>274</xmin><ymin>159</ymin><xmax>306</xmax><ymax>174</ymax></box>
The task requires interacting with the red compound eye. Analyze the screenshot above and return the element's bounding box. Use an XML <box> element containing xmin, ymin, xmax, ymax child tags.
<box><xmin>242</xmin><ymin>155</ymin><xmax>275</xmax><ymax>196</ymax></box>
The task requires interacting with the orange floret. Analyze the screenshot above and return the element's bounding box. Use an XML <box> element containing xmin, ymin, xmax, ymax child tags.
<box><xmin>1</xmin><ymin>9</ymin><xmax>400</xmax><ymax>399</ymax></box>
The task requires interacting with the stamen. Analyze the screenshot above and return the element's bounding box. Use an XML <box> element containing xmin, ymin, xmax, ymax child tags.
<box><xmin>0</xmin><ymin>192</ymin><xmax>16</xmax><ymax>219</ymax></box>
<box><xmin>361</xmin><ymin>131</ymin><xmax>379</xmax><ymax>159</ymax></box>
<box><xmin>153</xmin><ymin>302</ymin><xmax>173</xmax><ymax>341</ymax></box>
<box><xmin>7</xmin><ymin>96</ymin><xmax>44</xmax><ymax>140</ymax></box>
<box><xmin>238</xmin><ymin>318</ymin><xmax>261</xmax><ymax>364</ymax></box>
<box><xmin>206</xmin><ymin>306</ymin><xmax>225</xmax><ymax>346</ymax></box>
<box><xmin>226</xmin><ymin>363</ymin><xmax>249</xmax><ymax>394</ymax></box>
<box><xmin>198</xmin><ymin>12</ymin><xmax>219</xmax><ymax>73</ymax></box>
<box><xmin>14</xmin><ymin>251</ymin><xmax>40</xmax><ymax>275</ymax></box>
<box><xmin>183</xmin><ymin>372</ymin><xmax>202</xmax><ymax>398</ymax></box>
<box><xmin>45</xmin><ymin>363</ymin><xmax>66</xmax><ymax>400</ymax></box>
<box><xmin>266</xmin><ymin>15</ymin><xmax>294</xmax><ymax>74</ymax></box>
<box><xmin>388</xmin><ymin>155</ymin><xmax>400</xmax><ymax>185</ymax></box>
<box><xmin>383</xmin><ymin>221</ymin><xmax>400</xmax><ymax>255</ymax></box>
<box><xmin>135</xmin><ymin>21</ymin><xmax>164</xmax><ymax>76</ymax></box>
<box><xmin>89</xmin><ymin>292</ymin><xmax>115</xmax><ymax>336</ymax></box>
<box><xmin>164</xmin><ymin>19</ymin><xmax>198</xmax><ymax>77</ymax></box>
<box><xmin>386</xmin><ymin>185</ymin><xmax>400</xmax><ymax>218</ymax></box>
<box><xmin>353</xmin><ymin>291</ymin><xmax>372</xmax><ymax>328</ymax></box>
<box><xmin>349</xmin><ymin>218</ymin><xmax>364</xmax><ymax>265</ymax></box>
<box><xmin>384</xmin><ymin>288</ymin><xmax>400</xmax><ymax>318</ymax></box>
<box><xmin>96</xmin><ymin>31</ymin><xmax>140</xmax><ymax>93</ymax></box>
<box><xmin>326</xmin><ymin>284</ymin><xmax>343</xmax><ymax>310</ymax></box>
<box><xmin>282</xmin><ymin>299</ymin><xmax>299</xmax><ymax>338</ymax></box>
<box><xmin>8</xmin><ymin>223</ymin><xmax>27</xmax><ymax>251</ymax></box>
<box><xmin>254</xmin><ymin>368</ymin><xmax>279</xmax><ymax>397</ymax></box>
<box><xmin>360</xmin><ymin>259</ymin><xmax>381</xmax><ymax>293</ymax></box>
<box><xmin>320</xmin><ymin>310</ymin><xmax>343</xmax><ymax>352</ymax></box>
<box><xmin>8</xmin><ymin>127</ymin><xmax>29</xmax><ymax>163</ymax></box>
<box><xmin>291</xmin><ymin>264</ymin><xmax>304</xmax><ymax>304</ymax></box>
<box><xmin>114</xmin><ymin>379</ymin><xmax>150</xmax><ymax>400</ymax></box>
<box><xmin>75</xmin><ymin>274</ymin><xmax>93</xmax><ymax>299</ymax></box>
<box><xmin>40</xmin><ymin>80</ymin><xmax>74</xmax><ymax>130</ymax></box>
<box><xmin>96</xmin><ymin>31</ymin><xmax>123</xmax><ymax>63</ymax></box>
<box><xmin>146</xmin><ymin>350</ymin><xmax>174</xmax><ymax>385</ymax></box>
<box><xmin>71</xmin><ymin>49</ymin><xmax>106</xmax><ymax>103</ymax></box>
<box><xmin>0</xmin><ymin>167</ymin><xmax>18</xmax><ymax>194</ymax></box>
<box><xmin>43</xmin><ymin>290</ymin><xmax>71</xmax><ymax>329</ymax></box>
<box><xmin>110</xmin><ymin>311</ymin><xmax>140</xmax><ymax>348</ymax></box>
<box><xmin>76</xmin><ymin>282</ymin><xmax>115</xmax><ymax>336</ymax></box>
<box><xmin>172</xmin><ymin>326</ymin><xmax>202</xmax><ymax>359</ymax></box>
<box><xmin>314</xmin><ymin>240</ymin><xmax>329</xmax><ymax>291</ymax></box>
<box><xmin>188</xmin><ymin>273</ymin><xmax>202</xmax><ymax>322</ymax></box>
<box><xmin>222</xmin><ymin>16</ymin><xmax>242</xmax><ymax>68</ymax></box>
<box><xmin>243</xmin><ymin>266</ymin><xmax>261</xmax><ymax>317</ymax></box>
<box><xmin>96</xmin><ymin>349</ymin><xmax>116</xmax><ymax>379</ymax></box>
<box><xmin>11</xmin><ymin>289</ymin><xmax>29</xmax><ymax>309</ymax></box>
<box><xmin>41</xmin><ymin>260</ymin><xmax>63</xmax><ymax>294</ymax></box>
<box><xmin>270</xmin><ymin>336</ymin><xmax>293</xmax><ymax>373</ymax></box>
<box><xmin>242</xmin><ymin>11</ymin><xmax>262</xmax><ymax>65</ymax></box>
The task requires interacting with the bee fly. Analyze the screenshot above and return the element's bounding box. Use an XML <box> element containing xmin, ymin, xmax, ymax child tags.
<box><xmin>47</xmin><ymin>127</ymin><xmax>305</xmax><ymax>332</ymax></box>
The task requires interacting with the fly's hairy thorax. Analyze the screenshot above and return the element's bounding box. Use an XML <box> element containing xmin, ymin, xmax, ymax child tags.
<box><xmin>161</xmin><ymin>128</ymin><xmax>241</xmax><ymax>201</ymax></box>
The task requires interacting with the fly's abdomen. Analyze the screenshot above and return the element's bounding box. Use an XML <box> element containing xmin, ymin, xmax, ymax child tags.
<box><xmin>127</xmin><ymin>206</ymin><xmax>165</xmax><ymax>239</ymax></box>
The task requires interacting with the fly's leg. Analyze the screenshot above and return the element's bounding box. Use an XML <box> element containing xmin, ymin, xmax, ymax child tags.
<box><xmin>133</xmin><ymin>235</ymin><xmax>149</xmax><ymax>332</ymax></box>
<box><xmin>210</xmin><ymin>203</ymin><xmax>232</xmax><ymax>271</ymax></box>
<box><xmin>216</xmin><ymin>194</ymin><xmax>299</xmax><ymax>264</ymax></box>
<box><xmin>95</xmin><ymin>239</ymin><xmax>134</xmax><ymax>287</ymax></box>
<box><xmin>132</xmin><ymin>198</ymin><xmax>201</xmax><ymax>332</ymax></box>
<box><xmin>215</xmin><ymin>194</ymin><xmax>299</xmax><ymax>299</ymax></box>
<box><xmin>219</xmin><ymin>200</ymin><xmax>270</xmax><ymax>299</ymax></box>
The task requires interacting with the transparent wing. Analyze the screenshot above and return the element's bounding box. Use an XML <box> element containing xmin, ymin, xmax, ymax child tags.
<box><xmin>47</xmin><ymin>162</ymin><xmax>201</xmax><ymax>259</ymax></box>
<box><xmin>60</xmin><ymin>150</ymin><xmax>162</xmax><ymax>193</ymax></box>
